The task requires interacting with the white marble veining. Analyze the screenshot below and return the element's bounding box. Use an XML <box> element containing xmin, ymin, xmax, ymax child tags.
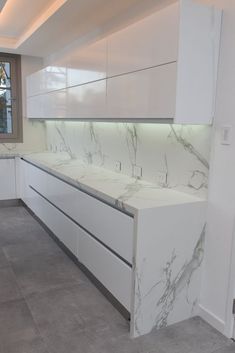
<box><xmin>46</xmin><ymin>122</ymin><xmax>211</xmax><ymax>198</ymax></box>
<box><xmin>21</xmin><ymin>152</ymin><xmax>205</xmax><ymax>215</ymax></box>
<box><xmin>132</xmin><ymin>202</ymin><xmax>206</xmax><ymax>337</ymax></box>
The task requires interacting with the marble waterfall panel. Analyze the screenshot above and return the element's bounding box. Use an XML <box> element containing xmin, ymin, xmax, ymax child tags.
<box><xmin>131</xmin><ymin>201</ymin><xmax>207</xmax><ymax>337</ymax></box>
<box><xmin>46</xmin><ymin>122</ymin><xmax>211</xmax><ymax>197</ymax></box>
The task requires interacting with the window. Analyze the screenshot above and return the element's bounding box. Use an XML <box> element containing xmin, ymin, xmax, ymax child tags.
<box><xmin>0</xmin><ymin>53</ymin><xmax>22</xmax><ymax>142</ymax></box>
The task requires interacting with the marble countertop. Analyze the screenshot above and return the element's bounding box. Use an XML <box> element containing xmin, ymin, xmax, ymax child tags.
<box><xmin>1</xmin><ymin>151</ymin><xmax>206</xmax><ymax>214</ymax></box>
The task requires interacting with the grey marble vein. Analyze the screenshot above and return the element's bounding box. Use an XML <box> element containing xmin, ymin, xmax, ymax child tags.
<box><xmin>55</xmin><ymin>125</ymin><xmax>76</xmax><ymax>160</ymax></box>
<box><xmin>85</xmin><ymin>122</ymin><xmax>106</xmax><ymax>166</ymax></box>
<box><xmin>124</xmin><ymin>123</ymin><xmax>139</xmax><ymax>171</ymax></box>
<box><xmin>134</xmin><ymin>224</ymin><xmax>206</xmax><ymax>334</ymax></box>
<box><xmin>115</xmin><ymin>180</ymin><xmax>143</xmax><ymax>210</ymax></box>
<box><xmin>169</xmin><ymin>126</ymin><xmax>209</xmax><ymax>170</ymax></box>
<box><xmin>154</xmin><ymin>223</ymin><xmax>206</xmax><ymax>329</ymax></box>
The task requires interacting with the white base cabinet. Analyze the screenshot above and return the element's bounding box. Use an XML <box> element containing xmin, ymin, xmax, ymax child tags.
<box><xmin>19</xmin><ymin>158</ymin><xmax>133</xmax><ymax>311</ymax></box>
<box><xmin>0</xmin><ymin>158</ymin><xmax>16</xmax><ymax>201</ymax></box>
<box><xmin>18</xmin><ymin>158</ymin><xmax>206</xmax><ymax>338</ymax></box>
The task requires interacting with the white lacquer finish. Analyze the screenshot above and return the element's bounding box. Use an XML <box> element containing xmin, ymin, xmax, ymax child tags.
<box><xmin>0</xmin><ymin>159</ymin><xmax>16</xmax><ymax>200</ymax></box>
<box><xmin>107</xmin><ymin>63</ymin><xmax>177</xmax><ymax>119</ymax></box>
<box><xmin>26</xmin><ymin>0</ymin><xmax>221</xmax><ymax>124</ymax></box>
<box><xmin>78</xmin><ymin>227</ymin><xmax>132</xmax><ymax>311</ymax></box>
<box><xmin>67</xmin><ymin>80</ymin><xmax>106</xmax><ymax>119</ymax></box>
<box><xmin>107</xmin><ymin>3</ymin><xmax>179</xmax><ymax>77</ymax></box>
<box><xmin>175</xmin><ymin>0</ymin><xmax>222</xmax><ymax>124</ymax></box>
<box><xmin>27</xmin><ymin>185</ymin><xmax>78</xmax><ymax>256</ymax></box>
<box><xmin>26</xmin><ymin>66</ymin><xmax>67</xmax><ymax>97</ymax></box>
<box><xmin>44</xmin><ymin>90</ymin><xmax>67</xmax><ymax>119</ymax></box>
<box><xmin>27</xmin><ymin>95</ymin><xmax>44</xmax><ymax>119</ymax></box>
<box><xmin>67</xmin><ymin>39</ymin><xmax>107</xmax><ymax>87</ymax></box>
<box><xmin>26</xmin><ymin>161</ymin><xmax>134</xmax><ymax>264</ymax></box>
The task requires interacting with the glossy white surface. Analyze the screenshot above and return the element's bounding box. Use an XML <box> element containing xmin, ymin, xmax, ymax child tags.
<box><xmin>25</xmin><ymin>1</ymin><xmax>221</xmax><ymax>124</ymax></box>
<box><xmin>107</xmin><ymin>2</ymin><xmax>179</xmax><ymax>76</ymax></box>
<box><xmin>67</xmin><ymin>80</ymin><xmax>106</xmax><ymax>119</ymax></box>
<box><xmin>175</xmin><ymin>0</ymin><xmax>222</xmax><ymax>124</ymax></box>
<box><xmin>0</xmin><ymin>159</ymin><xmax>16</xmax><ymax>200</ymax></box>
<box><xmin>27</xmin><ymin>184</ymin><xmax>79</xmax><ymax>257</ymax></box>
<box><xmin>19</xmin><ymin>152</ymin><xmax>205</xmax><ymax>215</ymax></box>
<box><xmin>106</xmin><ymin>63</ymin><xmax>177</xmax><ymax>119</ymax></box>
<box><xmin>26</xmin><ymin>160</ymin><xmax>134</xmax><ymax>263</ymax></box>
<box><xmin>66</xmin><ymin>39</ymin><xmax>107</xmax><ymax>87</ymax></box>
<box><xmin>79</xmin><ymin>227</ymin><xmax>132</xmax><ymax>310</ymax></box>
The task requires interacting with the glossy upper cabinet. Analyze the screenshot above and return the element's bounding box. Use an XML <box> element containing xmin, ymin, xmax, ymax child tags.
<box><xmin>26</xmin><ymin>39</ymin><xmax>107</xmax><ymax>98</ymax></box>
<box><xmin>107</xmin><ymin>3</ymin><xmax>179</xmax><ymax>77</ymax></box>
<box><xmin>106</xmin><ymin>0</ymin><xmax>221</xmax><ymax>123</ymax></box>
<box><xmin>26</xmin><ymin>0</ymin><xmax>222</xmax><ymax>124</ymax></box>
<box><xmin>66</xmin><ymin>38</ymin><xmax>107</xmax><ymax>87</ymax></box>
<box><xmin>107</xmin><ymin>63</ymin><xmax>177</xmax><ymax>119</ymax></box>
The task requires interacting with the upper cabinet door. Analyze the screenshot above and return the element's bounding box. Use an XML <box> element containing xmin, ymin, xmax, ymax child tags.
<box><xmin>107</xmin><ymin>63</ymin><xmax>177</xmax><ymax>119</ymax></box>
<box><xmin>26</xmin><ymin>0</ymin><xmax>221</xmax><ymax>124</ymax></box>
<box><xmin>66</xmin><ymin>38</ymin><xmax>107</xmax><ymax>87</ymax></box>
<box><xmin>107</xmin><ymin>3</ymin><xmax>179</xmax><ymax>77</ymax></box>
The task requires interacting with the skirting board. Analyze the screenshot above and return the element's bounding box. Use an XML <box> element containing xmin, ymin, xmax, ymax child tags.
<box><xmin>198</xmin><ymin>304</ymin><xmax>226</xmax><ymax>335</ymax></box>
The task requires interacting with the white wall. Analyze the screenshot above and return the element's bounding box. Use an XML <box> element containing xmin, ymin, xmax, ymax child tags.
<box><xmin>200</xmin><ymin>0</ymin><xmax>235</xmax><ymax>338</ymax></box>
<box><xmin>0</xmin><ymin>55</ymin><xmax>46</xmax><ymax>153</ymax></box>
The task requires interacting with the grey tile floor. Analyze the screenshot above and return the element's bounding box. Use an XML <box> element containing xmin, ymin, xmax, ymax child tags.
<box><xmin>0</xmin><ymin>205</ymin><xmax>234</xmax><ymax>353</ymax></box>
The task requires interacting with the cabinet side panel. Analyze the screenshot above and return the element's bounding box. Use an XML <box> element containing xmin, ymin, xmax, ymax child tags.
<box><xmin>175</xmin><ymin>0</ymin><xmax>222</xmax><ymax>124</ymax></box>
<box><xmin>131</xmin><ymin>201</ymin><xmax>206</xmax><ymax>337</ymax></box>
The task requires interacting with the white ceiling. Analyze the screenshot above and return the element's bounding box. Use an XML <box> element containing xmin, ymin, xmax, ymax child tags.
<box><xmin>0</xmin><ymin>0</ymin><xmax>176</xmax><ymax>59</ymax></box>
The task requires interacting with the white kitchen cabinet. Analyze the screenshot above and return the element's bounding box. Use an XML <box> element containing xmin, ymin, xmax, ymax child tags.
<box><xmin>67</xmin><ymin>80</ymin><xmax>106</xmax><ymax>119</ymax></box>
<box><xmin>107</xmin><ymin>3</ymin><xmax>179</xmax><ymax>77</ymax></box>
<box><xmin>18</xmin><ymin>157</ymin><xmax>206</xmax><ymax>338</ymax></box>
<box><xmin>26</xmin><ymin>0</ymin><xmax>221</xmax><ymax>124</ymax></box>
<box><xmin>26</xmin><ymin>39</ymin><xmax>107</xmax><ymax>98</ymax></box>
<box><xmin>107</xmin><ymin>63</ymin><xmax>177</xmax><ymax>119</ymax></box>
<box><xmin>28</xmin><ymin>185</ymin><xmax>79</xmax><ymax>256</ymax></box>
<box><xmin>0</xmin><ymin>159</ymin><xmax>16</xmax><ymax>201</ymax></box>
<box><xmin>66</xmin><ymin>38</ymin><xmax>107</xmax><ymax>87</ymax></box>
<box><xmin>26</xmin><ymin>66</ymin><xmax>67</xmax><ymax>97</ymax></box>
<box><xmin>27</xmin><ymin>95</ymin><xmax>44</xmax><ymax>118</ymax></box>
<box><xmin>78</xmin><ymin>227</ymin><xmax>132</xmax><ymax>311</ymax></box>
<box><xmin>106</xmin><ymin>0</ymin><xmax>221</xmax><ymax>123</ymax></box>
<box><xmin>26</xmin><ymin>161</ymin><xmax>133</xmax><ymax>264</ymax></box>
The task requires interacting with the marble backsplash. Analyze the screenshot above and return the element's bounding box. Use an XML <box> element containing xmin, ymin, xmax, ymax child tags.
<box><xmin>46</xmin><ymin>121</ymin><xmax>211</xmax><ymax>197</ymax></box>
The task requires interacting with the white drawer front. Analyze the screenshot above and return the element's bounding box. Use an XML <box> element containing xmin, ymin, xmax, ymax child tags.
<box><xmin>0</xmin><ymin>159</ymin><xmax>16</xmax><ymax>200</ymax></box>
<box><xmin>26</xmin><ymin>185</ymin><xmax>79</xmax><ymax>257</ymax></box>
<box><xmin>78</xmin><ymin>227</ymin><xmax>132</xmax><ymax>311</ymax></box>
<box><xmin>27</xmin><ymin>162</ymin><xmax>134</xmax><ymax>264</ymax></box>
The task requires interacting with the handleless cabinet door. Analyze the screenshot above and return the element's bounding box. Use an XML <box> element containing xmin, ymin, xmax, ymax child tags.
<box><xmin>26</xmin><ymin>162</ymin><xmax>133</xmax><ymax>264</ymax></box>
<box><xmin>26</xmin><ymin>95</ymin><xmax>44</xmax><ymax>119</ymax></box>
<box><xmin>44</xmin><ymin>90</ymin><xmax>67</xmax><ymax>119</ymax></box>
<box><xmin>107</xmin><ymin>63</ymin><xmax>177</xmax><ymax>119</ymax></box>
<box><xmin>107</xmin><ymin>2</ymin><xmax>179</xmax><ymax>77</ymax></box>
<box><xmin>0</xmin><ymin>159</ymin><xmax>16</xmax><ymax>200</ymax></box>
<box><xmin>67</xmin><ymin>80</ymin><xmax>106</xmax><ymax>119</ymax></box>
<box><xmin>78</xmin><ymin>227</ymin><xmax>132</xmax><ymax>311</ymax></box>
<box><xmin>67</xmin><ymin>38</ymin><xmax>107</xmax><ymax>87</ymax></box>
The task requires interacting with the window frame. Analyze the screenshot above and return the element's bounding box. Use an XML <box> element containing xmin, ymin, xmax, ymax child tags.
<box><xmin>0</xmin><ymin>53</ymin><xmax>22</xmax><ymax>143</ymax></box>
